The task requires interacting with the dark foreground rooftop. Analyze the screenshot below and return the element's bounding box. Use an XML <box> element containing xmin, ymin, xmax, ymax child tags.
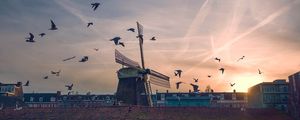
<box><xmin>0</xmin><ymin>106</ymin><xmax>293</xmax><ymax>120</ymax></box>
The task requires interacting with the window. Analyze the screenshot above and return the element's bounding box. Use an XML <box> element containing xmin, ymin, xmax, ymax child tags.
<box><xmin>50</xmin><ymin>97</ymin><xmax>56</xmax><ymax>102</ymax></box>
<box><xmin>39</xmin><ymin>97</ymin><xmax>43</xmax><ymax>102</ymax></box>
<box><xmin>30</xmin><ymin>97</ymin><xmax>34</xmax><ymax>102</ymax></box>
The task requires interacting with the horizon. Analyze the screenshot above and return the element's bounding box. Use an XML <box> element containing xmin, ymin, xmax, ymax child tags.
<box><xmin>0</xmin><ymin>0</ymin><xmax>300</xmax><ymax>94</ymax></box>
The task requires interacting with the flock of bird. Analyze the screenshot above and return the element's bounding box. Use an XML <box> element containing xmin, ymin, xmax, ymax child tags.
<box><xmin>22</xmin><ymin>2</ymin><xmax>158</xmax><ymax>95</ymax></box>
<box><xmin>22</xmin><ymin>1</ymin><xmax>265</xmax><ymax>94</ymax></box>
<box><xmin>174</xmin><ymin>56</ymin><xmax>263</xmax><ymax>93</ymax></box>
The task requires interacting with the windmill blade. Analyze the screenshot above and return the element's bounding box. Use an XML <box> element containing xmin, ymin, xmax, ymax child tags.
<box><xmin>115</xmin><ymin>49</ymin><xmax>140</xmax><ymax>68</ymax></box>
<box><xmin>137</xmin><ymin>22</ymin><xmax>143</xmax><ymax>36</ymax></box>
<box><xmin>148</xmin><ymin>69</ymin><xmax>170</xmax><ymax>88</ymax></box>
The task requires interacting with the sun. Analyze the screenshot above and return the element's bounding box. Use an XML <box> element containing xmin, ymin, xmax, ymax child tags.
<box><xmin>231</xmin><ymin>73</ymin><xmax>264</xmax><ymax>92</ymax></box>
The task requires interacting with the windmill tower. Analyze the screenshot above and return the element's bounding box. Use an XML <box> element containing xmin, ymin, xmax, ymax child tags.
<box><xmin>115</xmin><ymin>22</ymin><xmax>170</xmax><ymax>106</ymax></box>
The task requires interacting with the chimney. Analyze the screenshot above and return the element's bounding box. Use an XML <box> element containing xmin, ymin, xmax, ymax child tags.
<box><xmin>166</xmin><ymin>90</ymin><xmax>169</xmax><ymax>93</ymax></box>
<box><xmin>156</xmin><ymin>90</ymin><xmax>158</xmax><ymax>94</ymax></box>
<box><xmin>189</xmin><ymin>90</ymin><xmax>191</xmax><ymax>93</ymax></box>
<box><xmin>233</xmin><ymin>89</ymin><xmax>236</xmax><ymax>93</ymax></box>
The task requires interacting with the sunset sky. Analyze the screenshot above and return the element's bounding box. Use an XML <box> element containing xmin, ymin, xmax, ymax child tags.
<box><xmin>0</xmin><ymin>0</ymin><xmax>299</xmax><ymax>94</ymax></box>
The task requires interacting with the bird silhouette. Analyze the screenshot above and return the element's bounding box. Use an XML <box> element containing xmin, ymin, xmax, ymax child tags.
<box><xmin>230</xmin><ymin>83</ymin><xmax>235</xmax><ymax>87</ymax></box>
<box><xmin>24</xmin><ymin>81</ymin><xmax>29</xmax><ymax>86</ymax></box>
<box><xmin>51</xmin><ymin>70</ymin><xmax>61</xmax><ymax>76</ymax></box>
<box><xmin>39</xmin><ymin>33</ymin><xmax>46</xmax><ymax>37</ymax></box>
<box><xmin>26</xmin><ymin>33</ymin><xmax>35</xmax><ymax>43</ymax></box>
<box><xmin>193</xmin><ymin>78</ymin><xmax>199</xmax><ymax>82</ymax></box>
<box><xmin>49</xmin><ymin>19</ymin><xmax>58</xmax><ymax>30</ymax></box>
<box><xmin>79</xmin><ymin>56</ymin><xmax>89</xmax><ymax>62</ymax></box>
<box><xmin>63</xmin><ymin>56</ymin><xmax>76</xmax><ymax>62</ymax></box>
<box><xmin>214</xmin><ymin>57</ymin><xmax>221</xmax><ymax>62</ymax></box>
<box><xmin>65</xmin><ymin>84</ymin><xmax>73</xmax><ymax>90</ymax></box>
<box><xmin>208</xmin><ymin>75</ymin><xmax>212</xmax><ymax>78</ymax></box>
<box><xmin>150</xmin><ymin>37</ymin><xmax>156</xmax><ymax>41</ymax></box>
<box><xmin>258</xmin><ymin>69</ymin><xmax>263</xmax><ymax>74</ymax></box>
<box><xmin>237</xmin><ymin>56</ymin><xmax>245</xmax><ymax>62</ymax></box>
<box><xmin>94</xmin><ymin>48</ymin><xmax>99</xmax><ymax>51</ymax></box>
<box><xmin>176</xmin><ymin>82</ymin><xmax>184</xmax><ymax>89</ymax></box>
<box><xmin>219</xmin><ymin>68</ymin><xmax>225</xmax><ymax>74</ymax></box>
<box><xmin>174</xmin><ymin>70</ymin><xmax>182</xmax><ymax>78</ymax></box>
<box><xmin>190</xmin><ymin>83</ymin><xmax>199</xmax><ymax>93</ymax></box>
<box><xmin>91</xmin><ymin>3</ymin><xmax>100</xmax><ymax>11</ymax></box>
<box><xmin>127</xmin><ymin>28</ymin><xmax>135</xmax><ymax>32</ymax></box>
<box><xmin>87</xmin><ymin>22</ymin><xmax>93</xmax><ymax>27</ymax></box>
<box><xmin>110</xmin><ymin>37</ymin><xmax>121</xmax><ymax>45</ymax></box>
<box><xmin>44</xmin><ymin>76</ymin><xmax>48</xmax><ymax>79</ymax></box>
<box><xmin>110</xmin><ymin>37</ymin><xmax>124</xmax><ymax>47</ymax></box>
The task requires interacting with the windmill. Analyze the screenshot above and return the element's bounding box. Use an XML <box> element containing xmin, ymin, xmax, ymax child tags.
<box><xmin>115</xmin><ymin>22</ymin><xmax>170</xmax><ymax>107</ymax></box>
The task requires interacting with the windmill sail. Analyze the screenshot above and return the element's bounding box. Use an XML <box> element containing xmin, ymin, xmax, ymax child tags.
<box><xmin>115</xmin><ymin>49</ymin><xmax>140</xmax><ymax>68</ymax></box>
<box><xmin>148</xmin><ymin>69</ymin><xmax>170</xmax><ymax>88</ymax></box>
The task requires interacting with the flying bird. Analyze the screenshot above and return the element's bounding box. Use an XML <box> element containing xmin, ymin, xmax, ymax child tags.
<box><xmin>110</xmin><ymin>37</ymin><xmax>124</xmax><ymax>47</ymax></box>
<box><xmin>174</xmin><ymin>70</ymin><xmax>182</xmax><ymax>78</ymax></box>
<box><xmin>150</xmin><ymin>37</ymin><xmax>156</xmax><ymax>41</ymax></box>
<box><xmin>91</xmin><ymin>2</ymin><xmax>100</xmax><ymax>11</ymax></box>
<box><xmin>219</xmin><ymin>68</ymin><xmax>225</xmax><ymax>74</ymax></box>
<box><xmin>44</xmin><ymin>76</ymin><xmax>48</xmax><ymax>79</ymax></box>
<box><xmin>79</xmin><ymin>56</ymin><xmax>89</xmax><ymax>62</ymax></box>
<box><xmin>51</xmin><ymin>70</ymin><xmax>61</xmax><ymax>76</ymax></box>
<box><xmin>258</xmin><ymin>69</ymin><xmax>263</xmax><ymax>74</ymax></box>
<box><xmin>190</xmin><ymin>83</ymin><xmax>199</xmax><ymax>93</ymax></box>
<box><xmin>39</xmin><ymin>33</ymin><xmax>46</xmax><ymax>37</ymax></box>
<box><xmin>237</xmin><ymin>56</ymin><xmax>245</xmax><ymax>62</ymax></box>
<box><xmin>24</xmin><ymin>81</ymin><xmax>29</xmax><ymax>86</ymax></box>
<box><xmin>87</xmin><ymin>22</ymin><xmax>93</xmax><ymax>27</ymax></box>
<box><xmin>25</xmin><ymin>33</ymin><xmax>35</xmax><ymax>43</ymax></box>
<box><xmin>65</xmin><ymin>84</ymin><xmax>73</xmax><ymax>90</ymax></box>
<box><xmin>193</xmin><ymin>78</ymin><xmax>199</xmax><ymax>82</ymax></box>
<box><xmin>230</xmin><ymin>83</ymin><xmax>235</xmax><ymax>87</ymax></box>
<box><xmin>110</xmin><ymin>37</ymin><xmax>121</xmax><ymax>45</ymax></box>
<box><xmin>127</xmin><ymin>28</ymin><xmax>135</xmax><ymax>32</ymax></box>
<box><xmin>208</xmin><ymin>75</ymin><xmax>212</xmax><ymax>78</ymax></box>
<box><xmin>49</xmin><ymin>19</ymin><xmax>58</xmax><ymax>30</ymax></box>
<box><xmin>63</xmin><ymin>56</ymin><xmax>76</xmax><ymax>62</ymax></box>
<box><xmin>214</xmin><ymin>57</ymin><xmax>221</xmax><ymax>62</ymax></box>
<box><xmin>175</xmin><ymin>82</ymin><xmax>184</xmax><ymax>89</ymax></box>
<box><xmin>94</xmin><ymin>48</ymin><xmax>99</xmax><ymax>51</ymax></box>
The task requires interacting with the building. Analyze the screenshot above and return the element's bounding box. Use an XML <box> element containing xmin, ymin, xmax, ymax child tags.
<box><xmin>210</xmin><ymin>92</ymin><xmax>247</xmax><ymax>108</ymax></box>
<box><xmin>0</xmin><ymin>82</ymin><xmax>23</xmax><ymax>97</ymax></box>
<box><xmin>23</xmin><ymin>91</ymin><xmax>61</xmax><ymax>108</ymax></box>
<box><xmin>155</xmin><ymin>91</ymin><xmax>247</xmax><ymax>108</ymax></box>
<box><xmin>58</xmin><ymin>94</ymin><xmax>116</xmax><ymax>107</ymax></box>
<box><xmin>156</xmin><ymin>92</ymin><xmax>210</xmax><ymax>107</ymax></box>
<box><xmin>248</xmin><ymin>79</ymin><xmax>289</xmax><ymax>111</ymax></box>
<box><xmin>0</xmin><ymin>82</ymin><xmax>24</xmax><ymax>107</ymax></box>
<box><xmin>288</xmin><ymin>71</ymin><xmax>300</xmax><ymax>120</ymax></box>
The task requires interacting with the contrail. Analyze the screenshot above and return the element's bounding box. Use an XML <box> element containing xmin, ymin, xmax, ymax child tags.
<box><xmin>202</xmin><ymin>2</ymin><xmax>294</xmax><ymax>62</ymax></box>
<box><xmin>55</xmin><ymin>0</ymin><xmax>89</xmax><ymax>23</ymax></box>
<box><xmin>174</xmin><ymin>0</ymin><xmax>210</xmax><ymax>58</ymax></box>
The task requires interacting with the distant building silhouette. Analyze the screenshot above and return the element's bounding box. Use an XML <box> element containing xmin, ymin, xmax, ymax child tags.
<box><xmin>288</xmin><ymin>71</ymin><xmax>300</xmax><ymax>120</ymax></box>
<box><xmin>248</xmin><ymin>79</ymin><xmax>289</xmax><ymax>112</ymax></box>
<box><xmin>155</xmin><ymin>92</ymin><xmax>247</xmax><ymax>108</ymax></box>
<box><xmin>0</xmin><ymin>82</ymin><xmax>25</xmax><ymax>108</ymax></box>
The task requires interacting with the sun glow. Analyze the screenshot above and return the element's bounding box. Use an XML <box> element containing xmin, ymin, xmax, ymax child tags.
<box><xmin>231</xmin><ymin>73</ymin><xmax>264</xmax><ymax>92</ymax></box>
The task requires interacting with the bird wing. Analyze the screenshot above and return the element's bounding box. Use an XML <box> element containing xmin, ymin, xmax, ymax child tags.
<box><xmin>29</xmin><ymin>33</ymin><xmax>34</xmax><ymax>38</ymax></box>
<box><xmin>51</xmin><ymin>20</ymin><xmax>56</xmax><ymax>27</ymax></box>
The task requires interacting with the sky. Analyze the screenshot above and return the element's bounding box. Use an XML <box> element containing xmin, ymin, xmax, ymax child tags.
<box><xmin>0</xmin><ymin>0</ymin><xmax>300</xmax><ymax>94</ymax></box>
